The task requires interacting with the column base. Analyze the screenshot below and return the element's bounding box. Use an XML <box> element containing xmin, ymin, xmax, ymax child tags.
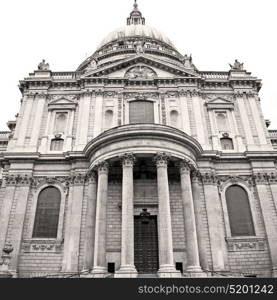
<box><xmin>114</xmin><ymin>265</ymin><xmax>138</xmax><ymax>278</ymax></box>
<box><xmin>90</xmin><ymin>266</ymin><xmax>108</xmax><ymax>278</ymax></box>
<box><xmin>183</xmin><ymin>266</ymin><xmax>207</xmax><ymax>278</ymax></box>
<box><xmin>157</xmin><ymin>265</ymin><xmax>181</xmax><ymax>278</ymax></box>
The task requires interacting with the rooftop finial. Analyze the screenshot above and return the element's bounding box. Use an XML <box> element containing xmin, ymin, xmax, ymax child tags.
<box><xmin>127</xmin><ymin>0</ymin><xmax>145</xmax><ymax>25</ymax></box>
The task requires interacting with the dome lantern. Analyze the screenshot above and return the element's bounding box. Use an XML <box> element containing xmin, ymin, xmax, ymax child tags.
<box><xmin>127</xmin><ymin>0</ymin><xmax>145</xmax><ymax>25</ymax></box>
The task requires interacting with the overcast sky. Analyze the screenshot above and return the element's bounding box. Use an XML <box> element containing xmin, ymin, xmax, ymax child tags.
<box><xmin>0</xmin><ymin>0</ymin><xmax>276</xmax><ymax>130</ymax></box>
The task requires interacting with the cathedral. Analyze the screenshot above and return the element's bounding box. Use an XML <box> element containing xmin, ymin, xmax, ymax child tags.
<box><xmin>1</xmin><ymin>1</ymin><xmax>277</xmax><ymax>278</ymax></box>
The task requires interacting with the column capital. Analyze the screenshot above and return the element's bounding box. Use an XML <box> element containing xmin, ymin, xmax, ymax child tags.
<box><xmin>94</xmin><ymin>161</ymin><xmax>109</xmax><ymax>175</ymax></box>
<box><xmin>85</xmin><ymin>170</ymin><xmax>97</xmax><ymax>184</ymax></box>
<box><xmin>191</xmin><ymin>170</ymin><xmax>201</xmax><ymax>183</ymax></box>
<box><xmin>154</xmin><ymin>152</ymin><xmax>171</xmax><ymax>168</ymax></box>
<box><xmin>178</xmin><ymin>159</ymin><xmax>196</xmax><ymax>175</ymax></box>
<box><xmin>201</xmin><ymin>172</ymin><xmax>218</xmax><ymax>185</ymax></box>
<box><xmin>120</xmin><ymin>152</ymin><xmax>136</xmax><ymax>168</ymax></box>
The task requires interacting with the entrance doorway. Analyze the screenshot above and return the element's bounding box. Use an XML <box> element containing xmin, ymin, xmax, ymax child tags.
<box><xmin>134</xmin><ymin>213</ymin><xmax>159</xmax><ymax>274</ymax></box>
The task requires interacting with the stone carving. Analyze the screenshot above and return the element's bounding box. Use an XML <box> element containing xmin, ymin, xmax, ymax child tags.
<box><xmin>229</xmin><ymin>59</ymin><xmax>244</xmax><ymax>71</ymax></box>
<box><xmin>217</xmin><ymin>175</ymin><xmax>254</xmax><ymax>191</ymax></box>
<box><xmin>124</xmin><ymin>92</ymin><xmax>158</xmax><ymax>99</ymax></box>
<box><xmin>153</xmin><ymin>152</ymin><xmax>171</xmax><ymax>167</ymax></box>
<box><xmin>191</xmin><ymin>170</ymin><xmax>202</xmax><ymax>183</ymax></box>
<box><xmin>94</xmin><ymin>161</ymin><xmax>109</xmax><ymax>174</ymax></box>
<box><xmin>160</xmin><ymin>94</ymin><xmax>167</xmax><ymax>125</ymax></box>
<box><xmin>38</xmin><ymin>59</ymin><xmax>50</xmax><ymax>71</ymax></box>
<box><xmin>22</xmin><ymin>239</ymin><xmax>63</xmax><ymax>253</ymax></box>
<box><xmin>120</xmin><ymin>152</ymin><xmax>136</xmax><ymax>167</ymax></box>
<box><xmin>182</xmin><ymin>54</ymin><xmax>196</xmax><ymax>69</ymax></box>
<box><xmin>200</xmin><ymin>172</ymin><xmax>218</xmax><ymax>185</ymax></box>
<box><xmin>49</xmin><ymin>95</ymin><xmax>79</xmax><ymax>101</ymax></box>
<box><xmin>87</xmin><ymin>59</ymin><xmax>98</xmax><ymax>71</ymax></box>
<box><xmin>0</xmin><ymin>242</ymin><xmax>13</xmax><ymax>274</ymax></box>
<box><xmin>140</xmin><ymin>208</ymin><xmax>151</xmax><ymax>224</ymax></box>
<box><xmin>118</xmin><ymin>93</ymin><xmax>123</xmax><ymax>126</ymax></box>
<box><xmin>85</xmin><ymin>170</ymin><xmax>97</xmax><ymax>184</ymax></box>
<box><xmin>252</xmin><ymin>173</ymin><xmax>270</xmax><ymax>184</ymax></box>
<box><xmin>30</xmin><ymin>176</ymin><xmax>70</xmax><ymax>192</ymax></box>
<box><xmin>125</xmin><ymin>65</ymin><xmax>156</xmax><ymax>80</ymax></box>
<box><xmin>4</xmin><ymin>174</ymin><xmax>33</xmax><ymax>186</ymax></box>
<box><xmin>179</xmin><ymin>159</ymin><xmax>197</xmax><ymax>174</ymax></box>
<box><xmin>226</xmin><ymin>237</ymin><xmax>265</xmax><ymax>252</ymax></box>
<box><xmin>68</xmin><ymin>173</ymin><xmax>86</xmax><ymax>185</ymax></box>
<box><xmin>133</xmin><ymin>40</ymin><xmax>145</xmax><ymax>54</ymax></box>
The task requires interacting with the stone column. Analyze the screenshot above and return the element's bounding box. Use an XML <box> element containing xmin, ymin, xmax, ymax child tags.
<box><xmin>202</xmin><ymin>172</ymin><xmax>227</xmax><ymax>272</ymax></box>
<box><xmin>254</xmin><ymin>173</ymin><xmax>277</xmax><ymax>277</ymax></box>
<box><xmin>8</xmin><ymin>175</ymin><xmax>32</xmax><ymax>275</ymax></box>
<box><xmin>75</xmin><ymin>92</ymin><xmax>91</xmax><ymax>151</ymax></box>
<box><xmin>29</xmin><ymin>93</ymin><xmax>47</xmax><ymax>151</ymax></box>
<box><xmin>62</xmin><ymin>174</ymin><xmax>85</xmax><ymax>273</ymax></box>
<box><xmin>83</xmin><ymin>171</ymin><xmax>97</xmax><ymax>271</ymax></box>
<box><xmin>91</xmin><ymin>161</ymin><xmax>109</xmax><ymax>277</ymax></box>
<box><xmin>115</xmin><ymin>153</ymin><xmax>137</xmax><ymax>277</ymax></box>
<box><xmin>179</xmin><ymin>161</ymin><xmax>203</xmax><ymax>276</ymax></box>
<box><xmin>0</xmin><ymin>176</ymin><xmax>17</xmax><ymax>254</ymax></box>
<box><xmin>191</xmin><ymin>171</ymin><xmax>209</xmax><ymax>271</ymax></box>
<box><xmin>154</xmin><ymin>152</ymin><xmax>180</xmax><ymax>277</ymax></box>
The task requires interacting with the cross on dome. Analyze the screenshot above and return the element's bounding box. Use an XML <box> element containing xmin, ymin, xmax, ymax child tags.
<box><xmin>127</xmin><ymin>0</ymin><xmax>145</xmax><ymax>25</ymax></box>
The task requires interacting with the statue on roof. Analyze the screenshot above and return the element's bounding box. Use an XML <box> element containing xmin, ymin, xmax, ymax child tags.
<box><xmin>87</xmin><ymin>59</ymin><xmax>98</xmax><ymax>70</ymax></box>
<box><xmin>229</xmin><ymin>59</ymin><xmax>244</xmax><ymax>70</ymax></box>
<box><xmin>134</xmin><ymin>40</ymin><xmax>145</xmax><ymax>54</ymax></box>
<box><xmin>38</xmin><ymin>59</ymin><xmax>49</xmax><ymax>71</ymax></box>
<box><xmin>183</xmin><ymin>54</ymin><xmax>196</xmax><ymax>69</ymax></box>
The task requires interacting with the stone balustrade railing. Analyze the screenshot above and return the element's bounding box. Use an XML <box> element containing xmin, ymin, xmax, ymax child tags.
<box><xmin>200</xmin><ymin>72</ymin><xmax>229</xmax><ymax>79</ymax></box>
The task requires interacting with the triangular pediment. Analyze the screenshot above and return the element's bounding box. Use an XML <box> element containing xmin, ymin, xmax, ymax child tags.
<box><xmin>206</xmin><ymin>97</ymin><xmax>234</xmax><ymax>110</ymax></box>
<box><xmin>48</xmin><ymin>96</ymin><xmax>77</xmax><ymax>110</ymax></box>
<box><xmin>206</xmin><ymin>97</ymin><xmax>233</xmax><ymax>104</ymax></box>
<box><xmin>49</xmin><ymin>97</ymin><xmax>76</xmax><ymax>105</ymax></box>
<box><xmin>82</xmin><ymin>55</ymin><xmax>200</xmax><ymax>79</ymax></box>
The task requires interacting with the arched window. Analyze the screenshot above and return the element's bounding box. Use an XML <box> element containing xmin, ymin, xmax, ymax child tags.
<box><xmin>104</xmin><ymin>110</ymin><xmax>113</xmax><ymax>129</ymax></box>
<box><xmin>216</xmin><ymin>113</ymin><xmax>228</xmax><ymax>132</ymax></box>
<box><xmin>226</xmin><ymin>185</ymin><xmax>255</xmax><ymax>236</ymax></box>
<box><xmin>50</xmin><ymin>138</ymin><xmax>64</xmax><ymax>151</ymax></box>
<box><xmin>220</xmin><ymin>137</ymin><xmax>234</xmax><ymax>150</ymax></box>
<box><xmin>33</xmin><ymin>187</ymin><xmax>61</xmax><ymax>238</ymax></box>
<box><xmin>129</xmin><ymin>101</ymin><xmax>154</xmax><ymax>124</ymax></box>
<box><xmin>55</xmin><ymin>113</ymin><xmax>67</xmax><ymax>133</ymax></box>
<box><xmin>170</xmin><ymin>110</ymin><xmax>179</xmax><ymax>127</ymax></box>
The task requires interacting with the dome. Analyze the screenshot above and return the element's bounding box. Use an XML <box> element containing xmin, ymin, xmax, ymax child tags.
<box><xmin>97</xmin><ymin>24</ymin><xmax>176</xmax><ymax>50</ymax></box>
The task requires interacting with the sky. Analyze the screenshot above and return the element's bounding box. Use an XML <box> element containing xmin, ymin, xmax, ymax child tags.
<box><xmin>0</xmin><ymin>0</ymin><xmax>276</xmax><ymax>130</ymax></box>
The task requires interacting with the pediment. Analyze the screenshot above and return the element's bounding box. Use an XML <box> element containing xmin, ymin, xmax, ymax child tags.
<box><xmin>48</xmin><ymin>97</ymin><xmax>77</xmax><ymax>110</ymax></box>
<box><xmin>206</xmin><ymin>97</ymin><xmax>234</xmax><ymax>110</ymax></box>
<box><xmin>82</xmin><ymin>55</ymin><xmax>200</xmax><ymax>79</ymax></box>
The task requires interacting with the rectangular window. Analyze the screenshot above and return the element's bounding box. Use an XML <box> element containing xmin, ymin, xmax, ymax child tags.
<box><xmin>129</xmin><ymin>101</ymin><xmax>154</xmax><ymax>124</ymax></box>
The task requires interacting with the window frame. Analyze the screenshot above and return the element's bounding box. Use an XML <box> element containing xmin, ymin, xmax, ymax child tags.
<box><xmin>125</xmin><ymin>98</ymin><xmax>159</xmax><ymax>124</ymax></box>
<box><xmin>32</xmin><ymin>186</ymin><xmax>62</xmax><ymax>238</ymax></box>
<box><xmin>220</xmin><ymin>137</ymin><xmax>234</xmax><ymax>150</ymax></box>
<box><xmin>220</xmin><ymin>180</ymin><xmax>261</xmax><ymax>238</ymax></box>
<box><xmin>27</xmin><ymin>183</ymin><xmax>67</xmax><ymax>241</ymax></box>
<box><xmin>50</xmin><ymin>137</ymin><xmax>64</xmax><ymax>152</ymax></box>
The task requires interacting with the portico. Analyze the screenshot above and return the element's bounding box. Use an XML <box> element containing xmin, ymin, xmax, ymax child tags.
<box><xmin>84</xmin><ymin>124</ymin><xmax>205</xmax><ymax>277</ymax></box>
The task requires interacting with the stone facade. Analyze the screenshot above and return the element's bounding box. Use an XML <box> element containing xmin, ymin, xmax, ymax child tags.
<box><xmin>1</xmin><ymin>2</ymin><xmax>277</xmax><ymax>278</ymax></box>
